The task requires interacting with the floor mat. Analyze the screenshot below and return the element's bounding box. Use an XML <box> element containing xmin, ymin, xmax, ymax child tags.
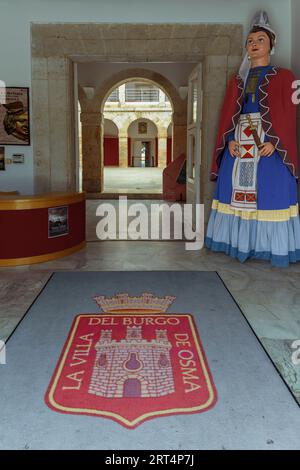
<box><xmin>0</xmin><ymin>271</ymin><xmax>299</xmax><ymax>450</ymax></box>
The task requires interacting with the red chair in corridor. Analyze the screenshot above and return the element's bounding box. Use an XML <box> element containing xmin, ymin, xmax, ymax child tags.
<box><xmin>162</xmin><ymin>153</ymin><xmax>186</xmax><ymax>202</ymax></box>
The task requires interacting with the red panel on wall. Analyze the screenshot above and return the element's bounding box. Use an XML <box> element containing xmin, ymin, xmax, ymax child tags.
<box><xmin>104</xmin><ymin>137</ymin><xmax>119</xmax><ymax>166</ymax></box>
<box><xmin>0</xmin><ymin>201</ymin><xmax>86</xmax><ymax>259</ymax></box>
<box><xmin>128</xmin><ymin>137</ymin><xmax>131</xmax><ymax>167</ymax></box>
<box><xmin>167</xmin><ymin>138</ymin><xmax>172</xmax><ymax>166</ymax></box>
<box><xmin>155</xmin><ymin>137</ymin><xmax>158</xmax><ymax>167</ymax></box>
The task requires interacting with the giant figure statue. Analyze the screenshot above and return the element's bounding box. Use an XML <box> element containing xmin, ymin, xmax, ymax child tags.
<box><xmin>205</xmin><ymin>11</ymin><xmax>300</xmax><ymax>267</ymax></box>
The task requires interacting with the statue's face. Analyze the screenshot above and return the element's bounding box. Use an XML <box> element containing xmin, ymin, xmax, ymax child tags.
<box><xmin>246</xmin><ymin>31</ymin><xmax>271</xmax><ymax>61</ymax></box>
<box><xmin>13</xmin><ymin>111</ymin><xmax>29</xmax><ymax>141</ymax></box>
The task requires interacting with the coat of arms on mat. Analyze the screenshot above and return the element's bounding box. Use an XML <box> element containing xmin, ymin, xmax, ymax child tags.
<box><xmin>45</xmin><ymin>293</ymin><xmax>217</xmax><ymax>428</ymax></box>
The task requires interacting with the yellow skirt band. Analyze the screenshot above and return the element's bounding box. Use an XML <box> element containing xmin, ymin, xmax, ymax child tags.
<box><xmin>211</xmin><ymin>199</ymin><xmax>299</xmax><ymax>222</ymax></box>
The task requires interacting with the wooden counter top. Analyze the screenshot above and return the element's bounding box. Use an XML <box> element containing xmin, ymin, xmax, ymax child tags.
<box><xmin>0</xmin><ymin>191</ymin><xmax>85</xmax><ymax>210</ymax></box>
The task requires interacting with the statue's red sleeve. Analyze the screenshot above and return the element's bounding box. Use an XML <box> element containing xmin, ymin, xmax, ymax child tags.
<box><xmin>210</xmin><ymin>75</ymin><xmax>243</xmax><ymax>181</ymax></box>
<box><xmin>266</xmin><ymin>68</ymin><xmax>299</xmax><ymax>178</ymax></box>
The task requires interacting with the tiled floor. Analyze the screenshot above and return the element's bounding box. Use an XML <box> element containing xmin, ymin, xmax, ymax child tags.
<box><xmin>1</xmin><ymin>200</ymin><xmax>300</xmax><ymax>404</ymax></box>
<box><xmin>103</xmin><ymin>167</ymin><xmax>163</xmax><ymax>194</ymax></box>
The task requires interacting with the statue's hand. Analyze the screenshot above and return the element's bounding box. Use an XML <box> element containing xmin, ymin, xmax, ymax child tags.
<box><xmin>259</xmin><ymin>142</ymin><xmax>275</xmax><ymax>157</ymax></box>
<box><xmin>228</xmin><ymin>140</ymin><xmax>241</xmax><ymax>158</ymax></box>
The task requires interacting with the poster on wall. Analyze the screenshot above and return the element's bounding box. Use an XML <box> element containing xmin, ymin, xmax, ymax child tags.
<box><xmin>0</xmin><ymin>87</ymin><xmax>30</xmax><ymax>145</ymax></box>
<box><xmin>0</xmin><ymin>147</ymin><xmax>5</xmax><ymax>170</ymax></box>
<box><xmin>48</xmin><ymin>206</ymin><xmax>69</xmax><ymax>238</ymax></box>
<box><xmin>12</xmin><ymin>153</ymin><xmax>25</xmax><ymax>164</ymax></box>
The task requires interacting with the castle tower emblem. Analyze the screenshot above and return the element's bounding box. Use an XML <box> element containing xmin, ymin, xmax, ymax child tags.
<box><xmin>89</xmin><ymin>326</ymin><xmax>175</xmax><ymax>398</ymax></box>
<box><xmin>46</xmin><ymin>292</ymin><xmax>217</xmax><ymax>428</ymax></box>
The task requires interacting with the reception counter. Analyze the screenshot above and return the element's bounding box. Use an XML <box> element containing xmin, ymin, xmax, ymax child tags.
<box><xmin>0</xmin><ymin>192</ymin><xmax>86</xmax><ymax>266</ymax></box>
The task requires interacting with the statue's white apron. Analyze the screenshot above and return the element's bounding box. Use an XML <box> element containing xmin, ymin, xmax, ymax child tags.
<box><xmin>231</xmin><ymin>112</ymin><xmax>265</xmax><ymax>212</ymax></box>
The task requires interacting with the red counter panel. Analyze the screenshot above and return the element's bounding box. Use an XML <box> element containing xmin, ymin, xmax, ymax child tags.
<box><xmin>0</xmin><ymin>192</ymin><xmax>86</xmax><ymax>265</ymax></box>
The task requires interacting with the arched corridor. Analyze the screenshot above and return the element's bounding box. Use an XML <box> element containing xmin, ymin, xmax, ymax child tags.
<box><xmin>78</xmin><ymin>70</ymin><xmax>184</xmax><ymax>196</ymax></box>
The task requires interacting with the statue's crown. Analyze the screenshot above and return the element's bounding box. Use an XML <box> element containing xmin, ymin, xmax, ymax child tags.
<box><xmin>94</xmin><ymin>292</ymin><xmax>176</xmax><ymax>314</ymax></box>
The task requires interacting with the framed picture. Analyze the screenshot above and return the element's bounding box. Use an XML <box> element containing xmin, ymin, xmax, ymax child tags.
<box><xmin>0</xmin><ymin>147</ymin><xmax>5</xmax><ymax>171</ymax></box>
<box><xmin>0</xmin><ymin>87</ymin><xmax>30</xmax><ymax>145</ymax></box>
<box><xmin>48</xmin><ymin>206</ymin><xmax>69</xmax><ymax>238</ymax></box>
<box><xmin>138</xmin><ymin>121</ymin><xmax>147</xmax><ymax>134</ymax></box>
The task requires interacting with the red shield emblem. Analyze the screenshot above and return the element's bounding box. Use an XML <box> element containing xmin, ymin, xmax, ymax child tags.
<box><xmin>45</xmin><ymin>313</ymin><xmax>217</xmax><ymax>428</ymax></box>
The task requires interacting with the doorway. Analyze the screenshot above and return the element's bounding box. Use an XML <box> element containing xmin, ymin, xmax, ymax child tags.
<box><xmin>99</xmin><ymin>83</ymin><xmax>171</xmax><ymax>196</ymax></box>
<box><xmin>133</xmin><ymin>141</ymin><xmax>153</xmax><ymax>167</ymax></box>
<box><xmin>123</xmin><ymin>378</ymin><xmax>142</xmax><ymax>398</ymax></box>
<box><xmin>32</xmin><ymin>22</ymin><xmax>241</xmax><ymax>210</ymax></box>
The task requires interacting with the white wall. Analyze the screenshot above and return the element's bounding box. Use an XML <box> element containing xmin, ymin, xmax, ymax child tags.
<box><xmin>0</xmin><ymin>0</ymin><xmax>292</xmax><ymax>193</ymax></box>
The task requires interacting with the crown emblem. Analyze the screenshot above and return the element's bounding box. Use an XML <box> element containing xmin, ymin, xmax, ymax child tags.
<box><xmin>93</xmin><ymin>292</ymin><xmax>176</xmax><ymax>314</ymax></box>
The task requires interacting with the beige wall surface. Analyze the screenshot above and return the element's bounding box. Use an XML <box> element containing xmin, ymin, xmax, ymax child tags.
<box><xmin>78</xmin><ymin>63</ymin><xmax>197</xmax><ymax>92</ymax></box>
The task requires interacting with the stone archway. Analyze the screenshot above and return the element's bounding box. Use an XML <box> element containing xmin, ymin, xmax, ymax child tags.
<box><xmin>127</xmin><ymin>118</ymin><xmax>158</xmax><ymax>168</ymax></box>
<box><xmin>31</xmin><ymin>23</ymin><xmax>242</xmax><ymax>208</ymax></box>
<box><xmin>99</xmin><ymin>70</ymin><xmax>183</xmax><ymax>164</ymax></box>
<box><xmin>79</xmin><ymin>70</ymin><xmax>182</xmax><ymax>193</ymax></box>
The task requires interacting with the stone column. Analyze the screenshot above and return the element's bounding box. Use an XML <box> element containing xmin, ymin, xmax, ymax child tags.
<box><xmin>202</xmin><ymin>55</ymin><xmax>230</xmax><ymax>224</ymax></box>
<box><xmin>32</xmin><ymin>57</ymin><xmax>76</xmax><ymax>193</ymax></box>
<box><xmin>81</xmin><ymin>111</ymin><xmax>102</xmax><ymax>193</ymax></box>
<box><xmin>157</xmin><ymin>130</ymin><xmax>168</xmax><ymax>168</ymax></box>
<box><xmin>32</xmin><ymin>57</ymin><xmax>51</xmax><ymax>193</ymax></box>
<box><xmin>158</xmin><ymin>88</ymin><xmax>165</xmax><ymax>104</ymax></box>
<box><xmin>119</xmin><ymin>84</ymin><xmax>126</xmax><ymax>105</ymax></box>
<box><xmin>119</xmin><ymin>134</ymin><xmax>128</xmax><ymax>167</ymax></box>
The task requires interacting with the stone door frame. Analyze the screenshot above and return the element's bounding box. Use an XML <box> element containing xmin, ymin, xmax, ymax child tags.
<box><xmin>31</xmin><ymin>23</ymin><xmax>242</xmax><ymax>205</ymax></box>
<box><xmin>79</xmin><ymin>69</ymin><xmax>181</xmax><ymax>192</ymax></box>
